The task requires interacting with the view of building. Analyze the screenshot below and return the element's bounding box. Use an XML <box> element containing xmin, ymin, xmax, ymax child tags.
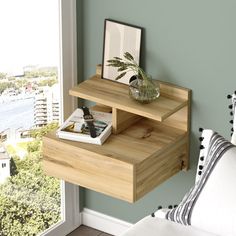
<box><xmin>0</xmin><ymin>144</ymin><xmax>10</xmax><ymax>184</ymax></box>
<box><xmin>0</xmin><ymin>130</ymin><xmax>8</xmax><ymax>142</ymax></box>
<box><xmin>34</xmin><ymin>84</ymin><xmax>60</xmax><ymax>127</ymax></box>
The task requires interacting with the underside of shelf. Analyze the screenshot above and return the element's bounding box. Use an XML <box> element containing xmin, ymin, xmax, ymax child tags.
<box><xmin>43</xmin><ymin>118</ymin><xmax>188</xmax><ymax>203</ymax></box>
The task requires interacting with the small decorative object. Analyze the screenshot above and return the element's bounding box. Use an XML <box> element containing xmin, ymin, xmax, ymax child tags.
<box><xmin>57</xmin><ymin>108</ymin><xmax>112</xmax><ymax>145</ymax></box>
<box><xmin>102</xmin><ymin>19</ymin><xmax>142</xmax><ymax>84</ymax></box>
<box><xmin>107</xmin><ymin>52</ymin><xmax>160</xmax><ymax>103</ymax></box>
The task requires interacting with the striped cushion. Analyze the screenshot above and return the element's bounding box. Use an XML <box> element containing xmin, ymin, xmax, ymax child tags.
<box><xmin>231</xmin><ymin>94</ymin><xmax>236</xmax><ymax>145</ymax></box>
<box><xmin>195</xmin><ymin>93</ymin><xmax>236</xmax><ymax>183</ymax></box>
<box><xmin>166</xmin><ymin>133</ymin><xmax>236</xmax><ymax>235</ymax></box>
<box><xmin>195</xmin><ymin>129</ymin><xmax>214</xmax><ymax>183</ymax></box>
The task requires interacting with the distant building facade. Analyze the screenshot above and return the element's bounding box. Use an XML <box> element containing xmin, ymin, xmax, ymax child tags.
<box><xmin>34</xmin><ymin>84</ymin><xmax>60</xmax><ymax>127</ymax></box>
<box><xmin>0</xmin><ymin>131</ymin><xmax>8</xmax><ymax>142</ymax></box>
<box><xmin>0</xmin><ymin>145</ymin><xmax>10</xmax><ymax>184</ymax></box>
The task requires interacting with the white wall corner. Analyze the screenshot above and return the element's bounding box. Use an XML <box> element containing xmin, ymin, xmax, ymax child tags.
<box><xmin>81</xmin><ymin>208</ymin><xmax>133</xmax><ymax>236</ymax></box>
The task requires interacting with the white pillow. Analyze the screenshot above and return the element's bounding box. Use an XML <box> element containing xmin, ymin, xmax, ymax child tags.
<box><xmin>166</xmin><ymin>132</ymin><xmax>236</xmax><ymax>235</ymax></box>
<box><xmin>231</xmin><ymin>93</ymin><xmax>236</xmax><ymax>145</ymax></box>
<box><xmin>155</xmin><ymin>129</ymin><xmax>222</xmax><ymax>219</ymax></box>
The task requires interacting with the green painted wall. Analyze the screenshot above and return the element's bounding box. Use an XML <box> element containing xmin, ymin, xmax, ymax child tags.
<box><xmin>77</xmin><ymin>0</ymin><xmax>236</xmax><ymax>223</ymax></box>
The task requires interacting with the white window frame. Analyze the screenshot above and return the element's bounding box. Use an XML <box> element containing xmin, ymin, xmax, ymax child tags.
<box><xmin>41</xmin><ymin>0</ymin><xmax>81</xmax><ymax>235</ymax></box>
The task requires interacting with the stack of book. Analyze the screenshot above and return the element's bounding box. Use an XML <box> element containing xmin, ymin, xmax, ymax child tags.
<box><xmin>57</xmin><ymin>108</ymin><xmax>112</xmax><ymax>145</ymax></box>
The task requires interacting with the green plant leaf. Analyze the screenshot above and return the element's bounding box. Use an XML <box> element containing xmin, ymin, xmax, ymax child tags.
<box><xmin>107</xmin><ymin>63</ymin><xmax>122</xmax><ymax>67</ymax></box>
<box><xmin>107</xmin><ymin>59</ymin><xmax>120</xmax><ymax>64</ymax></box>
<box><xmin>107</xmin><ymin>64</ymin><xmax>118</xmax><ymax>67</ymax></box>
<box><xmin>107</xmin><ymin>52</ymin><xmax>149</xmax><ymax>82</ymax></box>
<box><xmin>114</xmin><ymin>57</ymin><xmax>122</xmax><ymax>60</ymax></box>
<box><xmin>115</xmin><ymin>72</ymin><xmax>126</xmax><ymax>80</ymax></box>
<box><xmin>118</xmin><ymin>66</ymin><xmax>127</xmax><ymax>72</ymax></box>
<box><xmin>107</xmin><ymin>60</ymin><xmax>126</xmax><ymax>67</ymax></box>
<box><xmin>124</xmin><ymin>52</ymin><xmax>134</xmax><ymax>61</ymax></box>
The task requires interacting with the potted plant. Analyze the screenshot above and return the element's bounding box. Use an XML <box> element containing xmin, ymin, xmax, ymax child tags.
<box><xmin>107</xmin><ymin>52</ymin><xmax>160</xmax><ymax>103</ymax></box>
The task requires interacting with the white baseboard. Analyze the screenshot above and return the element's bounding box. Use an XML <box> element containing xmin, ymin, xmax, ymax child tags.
<box><xmin>81</xmin><ymin>208</ymin><xmax>133</xmax><ymax>235</ymax></box>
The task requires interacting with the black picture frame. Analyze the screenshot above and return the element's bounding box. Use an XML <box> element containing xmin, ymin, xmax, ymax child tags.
<box><xmin>101</xmin><ymin>19</ymin><xmax>142</xmax><ymax>85</ymax></box>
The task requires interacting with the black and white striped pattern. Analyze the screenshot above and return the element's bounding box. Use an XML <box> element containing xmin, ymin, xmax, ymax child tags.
<box><xmin>230</xmin><ymin>93</ymin><xmax>236</xmax><ymax>127</ymax></box>
<box><xmin>166</xmin><ymin>132</ymin><xmax>234</xmax><ymax>225</ymax></box>
<box><xmin>231</xmin><ymin>94</ymin><xmax>236</xmax><ymax>145</ymax></box>
<box><xmin>195</xmin><ymin>129</ymin><xmax>214</xmax><ymax>183</ymax></box>
<box><xmin>232</xmin><ymin>94</ymin><xmax>236</xmax><ymax>128</ymax></box>
<box><xmin>232</xmin><ymin>94</ymin><xmax>236</xmax><ymax>113</ymax></box>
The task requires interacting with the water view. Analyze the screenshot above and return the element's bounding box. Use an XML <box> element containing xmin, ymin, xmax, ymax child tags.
<box><xmin>0</xmin><ymin>98</ymin><xmax>34</xmax><ymax>133</ymax></box>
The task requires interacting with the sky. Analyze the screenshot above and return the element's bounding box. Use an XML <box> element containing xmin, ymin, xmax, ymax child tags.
<box><xmin>0</xmin><ymin>0</ymin><xmax>59</xmax><ymax>74</ymax></box>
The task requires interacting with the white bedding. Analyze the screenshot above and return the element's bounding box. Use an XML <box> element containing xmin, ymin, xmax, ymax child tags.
<box><xmin>121</xmin><ymin>216</ymin><xmax>218</xmax><ymax>236</ymax></box>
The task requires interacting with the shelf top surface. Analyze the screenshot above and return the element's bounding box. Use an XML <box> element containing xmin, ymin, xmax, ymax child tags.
<box><xmin>44</xmin><ymin>119</ymin><xmax>186</xmax><ymax>165</ymax></box>
<box><xmin>69</xmin><ymin>76</ymin><xmax>189</xmax><ymax>122</ymax></box>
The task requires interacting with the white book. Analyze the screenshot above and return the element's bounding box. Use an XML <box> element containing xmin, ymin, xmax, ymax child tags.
<box><xmin>57</xmin><ymin>108</ymin><xmax>112</xmax><ymax>145</ymax></box>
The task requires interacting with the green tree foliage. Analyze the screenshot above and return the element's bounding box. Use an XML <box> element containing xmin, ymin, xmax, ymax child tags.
<box><xmin>27</xmin><ymin>140</ymin><xmax>41</xmax><ymax>153</ymax></box>
<box><xmin>38</xmin><ymin>77</ymin><xmax>58</xmax><ymax>87</ymax></box>
<box><xmin>7</xmin><ymin>77</ymin><xmax>16</xmax><ymax>82</ymax></box>
<box><xmin>0</xmin><ymin>123</ymin><xmax>61</xmax><ymax>235</ymax></box>
<box><xmin>29</xmin><ymin>122</ymin><xmax>58</xmax><ymax>139</ymax></box>
<box><xmin>0</xmin><ymin>67</ymin><xmax>58</xmax><ymax>95</ymax></box>
<box><xmin>0</xmin><ymin>82</ymin><xmax>16</xmax><ymax>94</ymax></box>
<box><xmin>24</xmin><ymin>68</ymin><xmax>57</xmax><ymax>79</ymax></box>
<box><xmin>15</xmin><ymin>79</ymin><xmax>28</xmax><ymax>89</ymax></box>
<box><xmin>10</xmin><ymin>157</ymin><xmax>18</xmax><ymax>176</ymax></box>
<box><xmin>0</xmin><ymin>169</ymin><xmax>60</xmax><ymax>235</ymax></box>
<box><xmin>0</xmin><ymin>73</ymin><xmax>7</xmax><ymax>80</ymax></box>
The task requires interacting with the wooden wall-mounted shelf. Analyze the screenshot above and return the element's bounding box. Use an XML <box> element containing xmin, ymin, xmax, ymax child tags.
<box><xmin>69</xmin><ymin>76</ymin><xmax>188</xmax><ymax>122</ymax></box>
<box><xmin>43</xmin><ymin>74</ymin><xmax>191</xmax><ymax>203</ymax></box>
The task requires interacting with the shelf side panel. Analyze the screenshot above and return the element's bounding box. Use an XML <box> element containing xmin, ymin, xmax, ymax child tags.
<box><xmin>159</xmin><ymin>81</ymin><xmax>189</xmax><ymax>100</ymax></box>
<box><xmin>135</xmin><ymin>136</ymin><xmax>187</xmax><ymax>201</ymax></box>
<box><xmin>161</xmin><ymin>89</ymin><xmax>191</xmax><ymax>170</ymax></box>
<box><xmin>112</xmin><ymin>108</ymin><xmax>142</xmax><ymax>134</ymax></box>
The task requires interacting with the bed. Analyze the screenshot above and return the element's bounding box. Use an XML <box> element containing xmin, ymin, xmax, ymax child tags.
<box><xmin>121</xmin><ymin>215</ymin><xmax>218</xmax><ymax>236</ymax></box>
<box><xmin>121</xmin><ymin>92</ymin><xmax>236</xmax><ymax>236</ymax></box>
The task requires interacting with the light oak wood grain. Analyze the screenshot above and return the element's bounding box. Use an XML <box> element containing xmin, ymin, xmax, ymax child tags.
<box><xmin>69</xmin><ymin>76</ymin><xmax>188</xmax><ymax>122</ymax></box>
<box><xmin>43</xmin><ymin>134</ymin><xmax>134</xmax><ymax>202</ymax></box>
<box><xmin>43</xmin><ymin>72</ymin><xmax>191</xmax><ymax>202</ymax></box>
<box><xmin>136</xmin><ymin>139</ymin><xmax>187</xmax><ymax>200</ymax></box>
<box><xmin>43</xmin><ymin>119</ymin><xmax>187</xmax><ymax>202</ymax></box>
<box><xmin>161</xmin><ymin>88</ymin><xmax>191</xmax><ymax>169</ymax></box>
<box><xmin>91</xmin><ymin>104</ymin><xmax>112</xmax><ymax>113</ymax></box>
<box><xmin>112</xmin><ymin>108</ymin><xmax>142</xmax><ymax>134</ymax></box>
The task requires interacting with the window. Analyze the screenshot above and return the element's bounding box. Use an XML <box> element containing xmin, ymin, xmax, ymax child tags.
<box><xmin>0</xmin><ymin>1</ymin><xmax>80</xmax><ymax>235</ymax></box>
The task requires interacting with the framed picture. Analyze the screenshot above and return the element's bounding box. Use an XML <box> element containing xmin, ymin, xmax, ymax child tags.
<box><xmin>102</xmin><ymin>19</ymin><xmax>142</xmax><ymax>84</ymax></box>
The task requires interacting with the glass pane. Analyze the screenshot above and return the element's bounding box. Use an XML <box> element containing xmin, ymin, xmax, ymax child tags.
<box><xmin>0</xmin><ymin>0</ymin><xmax>62</xmax><ymax>235</ymax></box>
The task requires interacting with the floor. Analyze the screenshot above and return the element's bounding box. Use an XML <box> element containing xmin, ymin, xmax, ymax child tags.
<box><xmin>67</xmin><ymin>225</ymin><xmax>113</xmax><ymax>236</ymax></box>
